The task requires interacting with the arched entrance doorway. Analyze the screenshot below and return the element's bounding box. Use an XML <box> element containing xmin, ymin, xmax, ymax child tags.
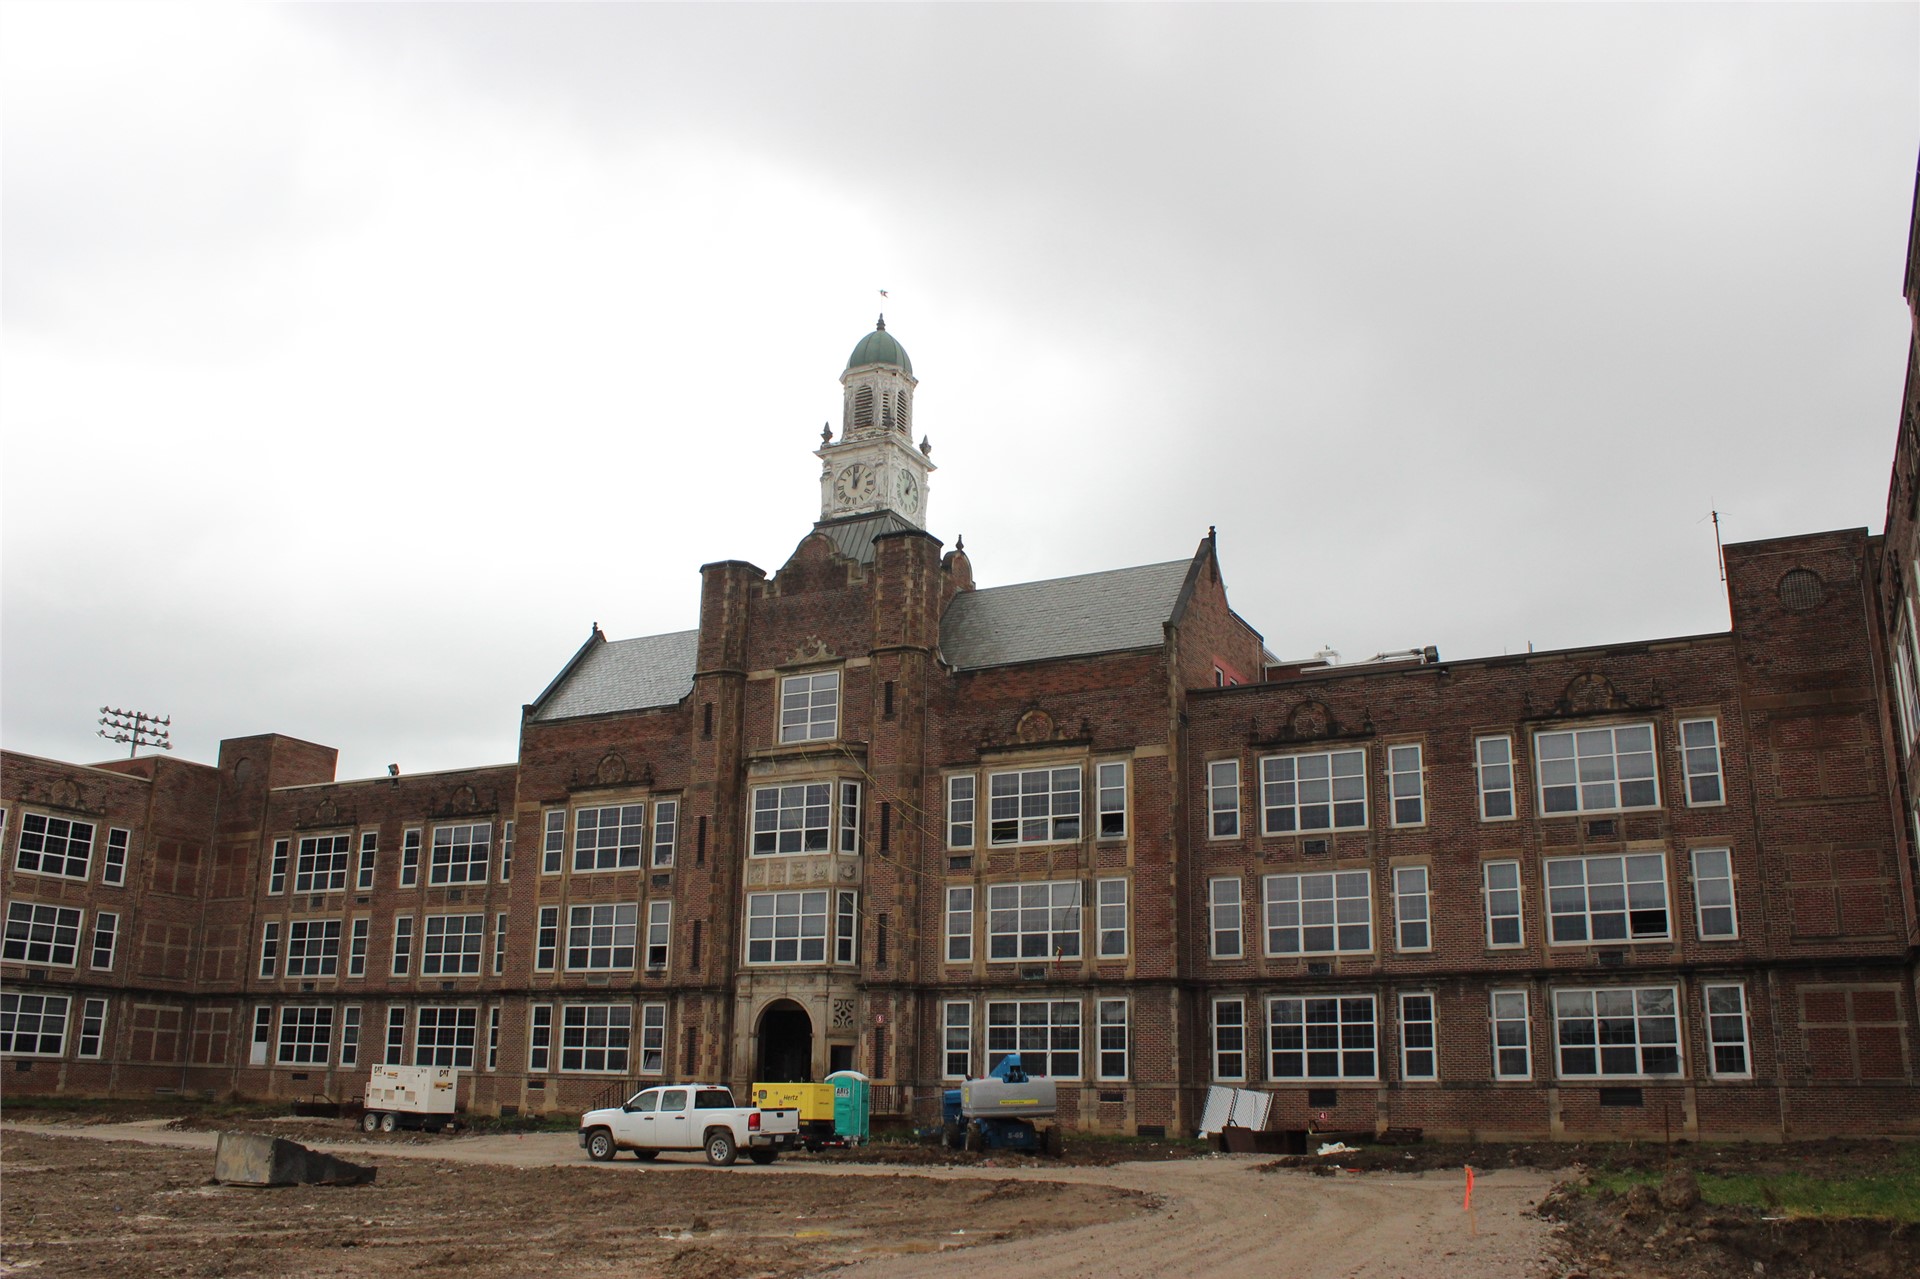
<box><xmin>757</xmin><ymin>1000</ymin><xmax>813</xmax><ymax>1083</ymax></box>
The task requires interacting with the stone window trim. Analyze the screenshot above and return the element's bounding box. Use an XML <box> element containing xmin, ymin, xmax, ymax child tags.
<box><xmin>1534</xmin><ymin>722</ymin><xmax>1660</xmax><ymax>816</ymax></box>
<box><xmin>1095</xmin><ymin>761</ymin><xmax>1128</xmax><ymax>841</ymax></box>
<box><xmin>1259</xmin><ymin>747</ymin><xmax>1368</xmax><ymax>835</ymax></box>
<box><xmin>528</xmin><ymin>1004</ymin><xmax>553</xmax><ymax>1072</ymax></box>
<box><xmin>750</xmin><ymin>781</ymin><xmax>858</xmax><ymax>857</ymax></box>
<box><xmin>1095</xmin><ymin>877</ymin><xmax>1128</xmax><ymax>959</ymax></box>
<box><xmin>645</xmin><ymin>900</ymin><xmax>672</xmax><ymax>971</ymax></box>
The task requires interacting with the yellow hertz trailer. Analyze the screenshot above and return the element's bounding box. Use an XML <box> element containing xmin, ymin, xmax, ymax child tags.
<box><xmin>752</xmin><ymin>1082</ymin><xmax>837</xmax><ymax>1149</ymax></box>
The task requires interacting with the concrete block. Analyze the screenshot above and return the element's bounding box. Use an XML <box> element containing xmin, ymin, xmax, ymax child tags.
<box><xmin>214</xmin><ymin>1131</ymin><xmax>376</xmax><ymax>1187</ymax></box>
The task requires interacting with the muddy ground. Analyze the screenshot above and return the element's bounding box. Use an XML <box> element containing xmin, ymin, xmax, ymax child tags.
<box><xmin>0</xmin><ymin>1128</ymin><xmax>1151</xmax><ymax>1279</ymax></box>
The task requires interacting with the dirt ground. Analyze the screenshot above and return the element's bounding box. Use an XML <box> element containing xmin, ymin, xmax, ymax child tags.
<box><xmin>0</xmin><ymin>1128</ymin><xmax>1149</xmax><ymax>1279</ymax></box>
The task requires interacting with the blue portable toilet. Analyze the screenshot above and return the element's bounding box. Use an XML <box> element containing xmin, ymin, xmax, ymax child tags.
<box><xmin>826</xmin><ymin>1069</ymin><xmax>870</xmax><ymax>1144</ymax></box>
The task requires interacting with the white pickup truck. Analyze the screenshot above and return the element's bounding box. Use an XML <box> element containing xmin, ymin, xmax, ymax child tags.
<box><xmin>579</xmin><ymin>1084</ymin><xmax>802</xmax><ymax>1166</ymax></box>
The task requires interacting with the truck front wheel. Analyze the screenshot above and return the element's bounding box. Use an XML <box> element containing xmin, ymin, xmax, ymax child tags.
<box><xmin>586</xmin><ymin>1128</ymin><xmax>616</xmax><ymax>1162</ymax></box>
<box><xmin>704</xmin><ymin>1130</ymin><xmax>737</xmax><ymax>1166</ymax></box>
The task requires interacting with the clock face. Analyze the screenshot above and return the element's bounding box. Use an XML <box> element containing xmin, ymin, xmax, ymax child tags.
<box><xmin>834</xmin><ymin>462</ymin><xmax>878</xmax><ymax>507</ymax></box>
<box><xmin>896</xmin><ymin>472</ymin><xmax>920</xmax><ymax>513</ymax></box>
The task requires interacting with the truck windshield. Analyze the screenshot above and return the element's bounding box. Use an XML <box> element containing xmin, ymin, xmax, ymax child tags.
<box><xmin>626</xmin><ymin>1092</ymin><xmax>657</xmax><ymax>1112</ymax></box>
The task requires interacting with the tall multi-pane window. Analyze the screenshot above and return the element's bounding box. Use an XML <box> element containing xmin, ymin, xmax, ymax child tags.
<box><xmin>341</xmin><ymin>1006</ymin><xmax>361</xmax><ymax>1067</ymax></box>
<box><xmin>945</xmin><ymin>887</ymin><xmax>973</xmax><ymax>962</ymax></box>
<box><xmin>946</xmin><ymin>776</ymin><xmax>976</xmax><ymax>848</ymax></box>
<box><xmin>77</xmin><ymin>998</ymin><xmax>109</xmax><ymax>1058</ymax></box>
<box><xmin>1208</xmin><ymin>760</ymin><xmax>1241</xmax><ymax>838</ymax></box>
<box><xmin>1553</xmin><ymin>987</ymin><xmax>1681</xmax><ymax>1077</ymax></box>
<box><xmin>535</xmin><ymin>907</ymin><xmax>558</xmax><ymax>971</ymax></box>
<box><xmin>639</xmin><ymin>1004</ymin><xmax>667</xmax><ymax>1075</ymax></box>
<box><xmin>1545</xmin><ymin>853</ymin><xmax>1669</xmax><ymax>942</ymax></box>
<box><xmin>399</xmin><ymin>829</ymin><xmax>422</xmax><ymax>887</ymax></box>
<box><xmin>1212</xmin><ymin>998</ymin><xmax>1246</xmax><ymax>1081</ymax></box>
<box><xmin>1484</xmin><ymin>860</ymin><xmax>1524</xmax><ymax>947</ymax></box>
<box><xmin>835</xmin><ymin>891</ymin><xmax>858</xmax><ymax>964</ymax></box>
<box><xmin>542</xmin><ymin>811</ymin><xmax>566</xmax><ymax>874</ymax></box>
<box><xmin>1680</xmin><ymin>719</ymin><xmax>1725</xmax><ymax>806</ymax></box>
<box><xmin>1535</xmin><ymin>724</ymin><xmax>1658</xmax><ymax>814</ymax></box>
<box><xmin>492</xmin><ymin>914</ymin><xmax>508</xmax><ymax>975</ymax></box>
<box><xmin>1491</xmin><ymin>990</ymin><xmax>1531</xmax><ymax>1079</ymax></box>
<box><xmin>1399</xmin><ymin>993</ymin><xmax>1436</xmax><ymax>1080</ymax></box>
<box><xmin>988</xmin><ymin>768</ymin><xmax>1082</xmax><ymax>845</ymax></box>
<box><xmin>1704</xmin><ymin>984</ymin><xmax>1751</xmax><ymax>1078</ymax></box>
<box><xmin>349</xmin><ymin>918</ymin><xmax>370</xmax><ymax>977</ymax></box>
<box><xmin>391</xmin><ymin>916</ymin><xmax>413</xmax><ymax>976</ymax></box>
<box><xmin>102</xmin><ymin>829</ymin><xmax>129</xmax><ymax>886</ymax></box>
<box><xmin>259</xmin><ymin>921</ymin><xmax>280</xmax><ymax>979</ymax></box>
<box><xmin>985</xmin><ymin>881</ymin><xmax>1081</xmax><ymax>960</ymax></box>
<box><xmin>383</xmin><ymin>1007</ymin><xmax>405</xmax><ymax>1065</ymax></box>
<box><xmin>430</xmin><ymin>823</ymin><xmax>490</xmax><ymax>885</ymax></box>
<box><xmin>651</xmin><ymin>801</ymin><xmax>677</xmax><ymax>868</ymax></box>
<box><xmin>1096</xmin><ymin>762</ymin><xmax>1127</xmax><ymax>839</ymax></box>
<box><xmin>1476</xmin><ymin>736</ymin><xmax>1516</xmax><ymax>820</ymax></box>
<box><xmin>943</xmin><ymin>1001</ymin><xmax>972</xmax><ymax>1078</ymax></box>
<box><xmin>779</xmin><ymin>670</ymin><xmax>840</xmax><ymax>743</ymax></box>
<box><xmin>254</xmin><ymin>1006</ymin><xmax>275</xmax><ymax>1065</ymax></box>
<box><xmin>646</xmin><ymin>901</ymin><xmax>672</xmax><ymax>969</ymax></box>
<box><xmin>1690</xmin><ymin>848</ymin><xmax>1738</xmax><ymax>939</ymax></box>
<box><xmin>1097</xmin><ymin>999</ymin><xmax>1129</xmax><ymax>1080</ymax></box>
<box><xmin>528</xmin><ymin>1005</ymin><xmax>552</xmax><ymax>1072</ymax></box>
<box><xmin>1388</xmin><ymin>745</ymin><xmax>1425</xmax><ymax>826</ymax></box>
<box><xmin>1263</xmin><ymin>872</ymin><xmax>1372</xmax><ymax>954</ymax></box>
<box><xmin>1392</xmin><ymin>866</ymin><xmax>1430</xmax><ymax>951</ymax></box>
<box><xmin>422</xmin><ymin>915</ymin><xmax>484</xmax><ymax>976</ymax></box>
<box><xmin>751</xmin><ymin>784</ymin><xmax>833</xmax><ymax>855</ymax></box>
<box><xmin>1261</xmin><ymin>749</ymin><xmax>1367</xmax><ymax>833</ymax></box>
<box><xmin>1096</xmin><ymin>878</ymin><xmax>1128</xmax><ymax>958</ymax></box>
<box><xmin>566</xmin><ymin>904</ymin><xmax>637</xmax><ymax>970</ymax></box>
<box><xmin>838</xmin><ymin>783</ymin><xmax>862</xmax><ymax>854</ymax></box>
<box><xmin>1269</xmin><ymin>996</ymin><xmax>1377</xmax><ymax>1080</ymax></box>
<box><xmin>1209</xmin><ymin>877</ymin><xmax>1243</xmax><ymax>959</ymax></box>
<box><xmin>574</xmin><ymin>806</ymin><xmax>645</xmax><ymax>872</ymax></box>
<box><xmin>268</xmin><ymin>839</ymin><xmax>289</xmax><ymax>895</ymax></box>
<box><xmin>356</xmin><ymin>832</ymin><xmax>378</xmax><ymax>891</ymax></box>
<box><xmin>500</xmin><ymin>821</ymin><xmax>514</xmax><ymax>881</ymax></box>
<box><xmin>486</xmin><ymin>1006</ymin><xmax>501</xmax><ymax>1070</ymax></box>
<box><xmin>90</xmin><ymin>912</ymin><xmax>119</xmax><ymax>971</ymax></box>
<box><xmin>985</xmin><ymin>1000</ymin><xmax>1081</xmax><ymax>1078</ymax></box>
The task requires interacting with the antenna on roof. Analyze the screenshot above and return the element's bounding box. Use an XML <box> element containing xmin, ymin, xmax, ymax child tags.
<box><xmin>1711</xmin><ymin>509</ymin><xmax>1727</xmax><ymax>583</ymax></box>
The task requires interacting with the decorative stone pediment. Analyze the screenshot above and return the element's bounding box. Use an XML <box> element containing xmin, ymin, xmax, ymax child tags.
<box><xmin>1562</xmin><ymin>673</ymin><xmax>1621</xmax><ymax>715</ymax></box>
<box><xmin>791</xmin><ymin>636</ymin><xmax>833</xmax><ymax>664</ymax></box>
<box><xmin>1016</xmin><ymin>709</ymin><xmax>1056</xmax><ymax>743</ymax></box>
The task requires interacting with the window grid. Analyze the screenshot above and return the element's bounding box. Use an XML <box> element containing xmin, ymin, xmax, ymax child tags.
<box><xmin>430</xmin><ymin>823</ymin><xmax>490</xmax><ymax>886</ymax></box>
<box><xmin>1392</xmin><ymin>866</ymin><xmax>1430</xmax><ymax>951</ymax></box>
<box><xmin>535</xmin><ymin>906</ymin><xmax>558</xmax><ymax>971</ymax></box>
<box><xmin>639</xmin><ymin>1003</ymin><xmax>667</xmax><ymax>1075</ymax></box>
<box><xmin>651</xmin><ymin>801</ymin><xmax>677</xmax><ymax>868</ymax></box>
<box><xmin>944</xmin><ymin>1001</ymin><xmax>972</xmax><ymax>1079</ymax></box>
<box><xmin>947</xmin><ymin>775</ymin><xmax>976</xmax><ymax>848</ymax></box>
<box><xmin>1680</xmin><ymin>719</ymin><xmax>1725</xmax><ymax>806</ymax></box>
<box><xmin>78</xmin><ymin>997</ymin><xmax>109</xmax><ymax>1059</ymax></box>
<box><xmin>985</xmin><ymin>999</ymin><xmax>1081</xmax><ymax>1079</ymax></box>
<box><xmin>500</xmin><ymin>821</ymin><xmax>514</xmax><ymax>881</ymax></box>
<box><xmin>1208</xmin><ymin>760</ymin><xmax>1241</xmax><ymax>838</ymax></box>
<box><xmin>1209</xmin><ymin>877</ymin><xmax>1243</xmax><ymax>959</ymax></box>
<box><xmin>1492</xmin><ymin>989</ymin><xmax>1532</xmax><ymax>1079</ymax></box>
<box><xmin>269</xmin><ymin>839</ymin><xmax>289</xmax><ymax>895</ymax></box>
<box><xmin>1096</xmin><ymin>762</ymin><xmax>1127</xmax><ymax>839</ymax></box>
<box><xmin>103</xmin><ymin>829</ymin><xmax>129</xmax><ymax>886</ymax></box>
<box><xmin>492</xmin><ymin>913</ymin><xmax>508</xmax><ymax>975</ymax></box>
<box><xmin>987</xmin><ymin>767</ymin><xmax>1082</xmax><ymax>846</ymax></box>
<box><xmin>1388</xmin><ymin>744</ymin><xmax>1425</xmax><ymax>826</ymax></box>
<box><xmin>1536</xmin><ymin>724</ymin><xmax>1658</xmax><ymax>814</ymax></box>
<box><xmin>1097</xmin><ymin>999</ymin><xmax>1129</xmax><ymax>1080</ymax></box>
<box><xmin>90</xmin><ymin>912</ymin><xmax>119</xmax><ymax>971</ymax></box>
<box><xmin>779</xmin><ymin>670</ymin><xmax>840</xmax><ymax>743</ymax></box>
<box><xmin>1476</xmin><ymin>736</ymin><xmax>1516</xmax><ymax>820</ymax></box>
<box><xmin>384</xmin><ymin>1007</ymin><xmax>406</xmax><ymax>1065</ymax></box>
<box><xmin>399</xmin><ymin>829</ymin><xmax>421</xmax><ymax>887</ymax></box>
<box><xmin>295</xmin><ymin>834</ymin><xmax>350</xmax><ymax>894</ymax></box>
<box><xmin>486</xmin><ymin>1006</ymin><xmax>500</xmax><ymax>1070</ymax></box>
<box><xmin>567</xmin><ymin>904</ymin><xmax>637</xmax><ymax>971</ymax></box>
<box><xmin>414</xmin><ymin>1007</ymin><xmax>477</xmax><ymax>1069</ymax></box>
<box><xmin>1484</xmin><ymin>860</ymin><xmax>1524</xmax><ymax>947</ymax></box>
<box><xmin>528</xmin><ymin>1005</ymin><xmax>552</xmax><ymax>1072</ymax></box>
<box><xmin>1263</xmin><ymin>871</ymin><xmax>1372</xmax><ymax>955</ymax></box>
<box><xmin>277</xmin><ymin>1005</ymin><xmax>333</xmax><ymax>1065</ymax></box>
<box><xmin>1269</xmin><ymin>996</ymin><xmax>1377</xmax><ymax>1080</ymax></box>
<box><xmin>835</xmin><ymin>891</ymin><xmax>857</xmax><ymax>965</ymax></box>
<box><xmin>253</xmin><ymin>1006</ymin><xmax>273</xmax><ymax>1065</ymax></box>
<box><xmin>341</xmin><ymin>1006</ymin><xmax>361</xmax><ymax>1067</ymax></box>
<box><xmin>1690</xmin><ymin>848</ymin><xmax>1738</xmax><ymax>939</ymax></box>
<box><xmin>1</xmin><ymin>993</ymin><xmax>70</xmax><ymax>1056</ymax></box>
<box><xmin>259</xmin><ymin>921</ymin><xmax>280</xmax><ymax>979</ymax></box>
<box><xmin>1260</xmin><ymin>749</ymin><xmax>1367</xmax><ymax>834</ymax></box>
<box><xmin>349</xmin><ymin>918</ymin><xmax>370</xmax><ymax>977</ymax></box>
<box><xmin>574</xmin><ymin>806</ymin><xmax>645</xmax><ymax>872</ymax></box>
<box><xmin>986</xmin><ymin>881</ymin><xmax>1082</xmax><ymax>960</ymax></box>
<box><xmin>560</xmin><ymin>1004</ymin><xmax>631</xmax><ymax>1073</ymax></box>
<box><xmin>391</xmin><ymin>916</ymin><xmax>413</xmax><ymax>977</ymax></box>
<box><xmin>5</xmin><ymin>902</ymin><xmax>83</xmax><ymax>968</ymax></box>
<box><xmin>1399</xmin><ymin>992</ymin><xmax>1436</xmax><ymax>1080</ymax></box>
<box><xmin>542</xmin><ymin>811</ymin><xmax>566</xmax><ymax>875</ymax></box>
<box><xmin>16</xmin><ymin>813</ymin><xmax>94</xmax><ymax>880</ymax></box>
<box><xmin>1096</xmin><ymin>878</ymin><xmax>1128</xmax><ymax>958</ymax></box>
<box><xmin>286</xmin><ymin>919</ymin><xmax>342</xmax><ymax>977</ymax></box>
<box><xmin>646</xmin><ymin>901</ymin><xmax>672</xmax><ymax>970</ymax></box>
<box><xmin>356</xmin><ymin>832</ymin><xmax>378</xmax><ymax>891</ymax></box>
<box><xmin>839</xmin><ymin>782</ymin><xmax>862</xmax><ymax>854</ymax></box>
<box><xmin>1546</xmin><ymin>853</ymin><xmax>1669</xmax><ymax>943</ymax></box>
<box><xmin>1212</xmin><ymin>998</ymin><xmax>1246</xmax><ymax>1081</ymax></box>
<box><xmin>422</xmin><ymin>914</ymin><xmax>485</xmax><ymax>976</ymax></box>
<box><xmin>745</xmin><ymin>891</ymin><xmax>829</xmax><ymax>964</ymax></box>
<box><xmin>1705</xmin><ymin>983</ymin><xmax>1752</xmax><ymax>1078</ymax></box>
<box><xmin>945</xmin><ymin>886</ymin><xmax>973</xmax><ymax>963</ymax></box>
<box><xmin>1553</xmin><ymin>986</ymin><xmax>1681</xmax><ymax>1078</ymax></box>
<box><xmin>752</xmin><ymin>784</ymin><xmax>833</xmax><ymax>856</ymax></box>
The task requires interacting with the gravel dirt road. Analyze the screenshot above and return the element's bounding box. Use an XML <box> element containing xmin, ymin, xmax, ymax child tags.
<box><xmin>0</xmin><ymin>1121</ymin><xmax>1558</xmax><ymax>1279</ymax></box>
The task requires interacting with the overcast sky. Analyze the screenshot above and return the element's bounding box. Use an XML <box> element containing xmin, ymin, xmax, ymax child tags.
<box><xmin>3</xmin><ymin>3</ymin><xmax>1916</xmax><ymax>782</ymax></box>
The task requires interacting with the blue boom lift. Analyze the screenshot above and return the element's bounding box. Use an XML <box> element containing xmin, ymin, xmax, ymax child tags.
<box><xmin>941</xmin><ymin>1053</ymin><xmax>1064</xmax><ymax>1156</ymax></box>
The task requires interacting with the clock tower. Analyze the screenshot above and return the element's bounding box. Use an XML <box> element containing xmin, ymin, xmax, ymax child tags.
<box><xmin>817</xmin><ymin>316</ymin><xmax>934</xmax><ymax>528</ymax></box>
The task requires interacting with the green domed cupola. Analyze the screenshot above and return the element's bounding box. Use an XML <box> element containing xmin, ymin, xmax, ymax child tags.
<box><xmin>846</xmin><ymin>315</ymin><xmax>912</xmax><ymax>376</ymax></box>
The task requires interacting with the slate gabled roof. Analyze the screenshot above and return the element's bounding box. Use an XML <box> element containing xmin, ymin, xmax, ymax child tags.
<box><xmin>530</xmin><ymin>629</ymin><xmax>699</xmax><ymax>721</ymax></box>
<box><xmin>940</xmin><ymin>559</ymin><xmax>1193</xmax><ymax>671</ymax></box>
